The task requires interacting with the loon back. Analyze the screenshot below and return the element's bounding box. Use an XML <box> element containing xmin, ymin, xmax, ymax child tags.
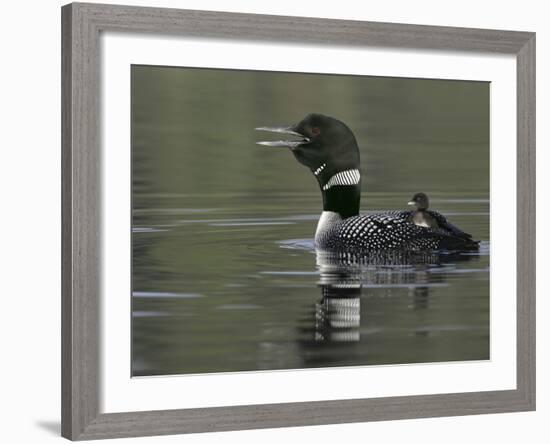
<box><xmin>315</xmin><ymin>210</ymin><xmax>479</xmax><ymax>251</ymax></box>
<box><xmin>256</xmin><ymin>113</ymin><xmax>480</xmax><ymax>252</ymax></box>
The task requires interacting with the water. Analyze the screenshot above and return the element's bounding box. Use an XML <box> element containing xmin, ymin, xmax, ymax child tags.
<box><xmin>131</xmin><ymin>66</ymin><xmax>489</xmax><ymax>376</ymax></box>
<box><xmin>132</xmin><ymin>193</ymin><xmax>489</xmax><ymax>376</ymax></box>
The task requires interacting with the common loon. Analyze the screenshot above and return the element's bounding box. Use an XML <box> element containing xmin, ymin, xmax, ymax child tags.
<box><xmin>256</xmin><ymin>113</ymin><xmax>480</xmax><ymax>252</ymax></box>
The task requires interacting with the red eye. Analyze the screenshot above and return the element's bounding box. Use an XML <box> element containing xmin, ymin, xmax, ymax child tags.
<box><xmin>311</xmin><ymin>127</ymin><xmax>320</xmax><ymax>136</ymax></box>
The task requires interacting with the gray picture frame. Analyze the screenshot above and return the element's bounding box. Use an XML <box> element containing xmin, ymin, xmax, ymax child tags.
<box><xmin>61</xmin><ymin>2</ymin><xmax>536</xmax><ymax>440</ymax></box>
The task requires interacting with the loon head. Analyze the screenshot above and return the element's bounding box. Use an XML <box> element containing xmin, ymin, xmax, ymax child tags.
<box><xmin>408</xmin><ymin>192</ymin><xmax>430</xmax><ymax>211</ymax></box>
<box><xmin>256</xmin><ymin>114</ymin><xmax>361</xmax><ymax>218</ymax></box>
<box><xmin>256</xmin><ymin>113</ymin><xmax>360</xmax><ymax>179</ymax></box>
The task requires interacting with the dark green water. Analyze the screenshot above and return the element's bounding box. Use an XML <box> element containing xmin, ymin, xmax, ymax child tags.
<box><xmin>131</xmin><ymin>66</ymin><xmax>490</xmax><ymax>376</ymax></box>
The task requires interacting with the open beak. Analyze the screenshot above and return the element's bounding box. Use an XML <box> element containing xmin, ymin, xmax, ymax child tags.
<box><xmin>255</xmin><ymin>126</ymin><xmax>310</xmax><ymax>149</ymax></box>
<box><xmin>407</xmin><ymin>201</ymin><xmax>416</xmax><ymax>206</ymax></box>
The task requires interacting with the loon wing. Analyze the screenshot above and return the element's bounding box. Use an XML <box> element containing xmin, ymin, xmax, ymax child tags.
<box><xmin>425</xmin><ymin>210</ymin><xmax>474</xmax><ymax>240</ymax></box>
<box><xmin>423</xmin><ymin>226</ymin><xmax>479</xmax><ymax>250</ymax></box>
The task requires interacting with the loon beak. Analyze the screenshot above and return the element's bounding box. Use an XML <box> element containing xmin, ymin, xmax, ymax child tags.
<box><xmin>255</xmin><ymin>126</ymin><xmax>310</xmax><ymax>149</ymax></box>
<box><xmin>407</xmin><ymin>201</ymin><xmax>416</xmax><ymax>206</ymax></box>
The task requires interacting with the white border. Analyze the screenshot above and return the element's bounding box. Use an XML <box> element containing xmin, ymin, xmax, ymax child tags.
<box><xmin>101</xmin><ymin>33</ymin><xmax>516</xmax><ymax>413</ymax></box>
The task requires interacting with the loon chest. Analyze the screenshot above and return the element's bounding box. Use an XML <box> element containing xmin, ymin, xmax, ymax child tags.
<box><xmin>315</xmin><ymin>211</ymin><xmax>343</xmax><ymax>246</ymax></box>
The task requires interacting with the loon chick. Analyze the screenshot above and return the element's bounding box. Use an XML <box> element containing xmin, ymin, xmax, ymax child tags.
<box><xmin>408</xmin><ymin>192</ymin><xmax>437</xmax><ymax>228</ymax></box>
<box><xmin>408</xmin><ymin>192</ymin><xmax>475</xmax><ymax>240</ymax></box>
<box><xmin>256</xmin><ymin>113</ymin><xmax>479</xmax><ymax>251</ymax></box>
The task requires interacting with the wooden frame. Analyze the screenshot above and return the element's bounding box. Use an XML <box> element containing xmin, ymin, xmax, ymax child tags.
<box><xmin>61</xmin><ymin>2</ymin><xmax>536</xmax><ymax>440</ymax></box>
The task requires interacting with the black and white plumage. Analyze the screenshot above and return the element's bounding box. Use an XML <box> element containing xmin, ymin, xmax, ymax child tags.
<box><xmin>256</xmin><ymin>113</ymin><xmax>480</xmax><ymax>252</ymax></box>
<box><xmin>315</xmin><ymin>210</ymin><xmax>477</xmax><ymax>251</ymax></box>
<box><xmin>322</xmin><ymin>169</ymin><xmax>361</xmax><ymax>190</ymax></box>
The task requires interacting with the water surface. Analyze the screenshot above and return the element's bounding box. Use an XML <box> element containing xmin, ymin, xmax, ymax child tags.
<box><xmin>132</xmin><ymin>193</ymin><xmax>489</xmax><ymax>376</ymax></box>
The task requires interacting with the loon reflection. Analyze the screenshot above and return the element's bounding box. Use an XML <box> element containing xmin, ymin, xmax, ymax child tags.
<box><xmin>307</xmin><ymin>248</ymin><xmax>480</xmax><ymax>345</ymax></box>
